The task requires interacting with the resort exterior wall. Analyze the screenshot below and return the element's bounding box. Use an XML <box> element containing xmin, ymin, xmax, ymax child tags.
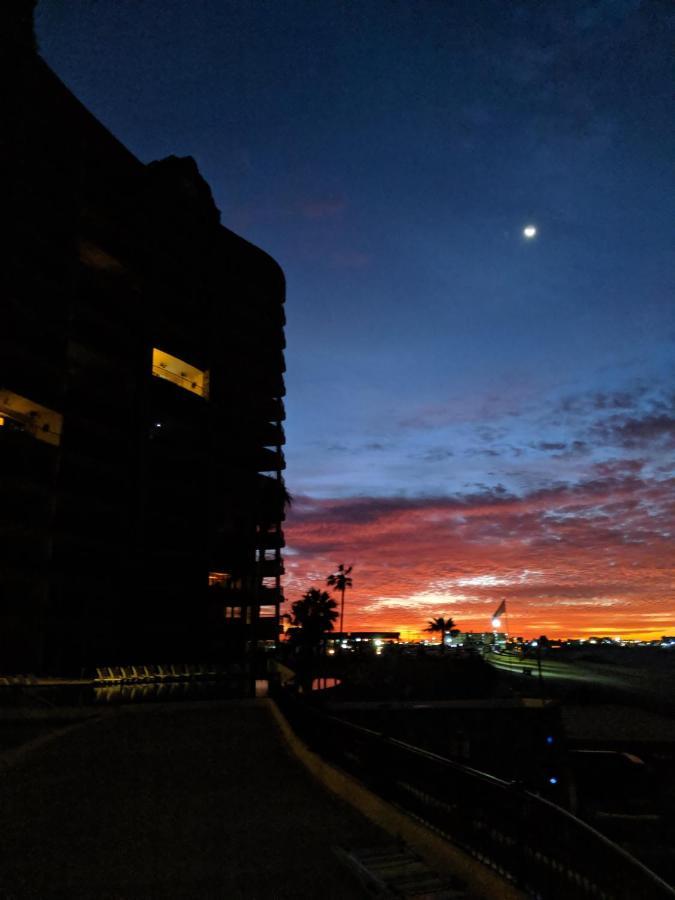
<box><xmin>2</xmin><ymin>4</ymin><xmax>286</xmax><ymax>674</ymax></box>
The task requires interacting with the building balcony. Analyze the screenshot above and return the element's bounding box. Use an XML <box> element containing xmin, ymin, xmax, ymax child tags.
<box><xmin>256</xmin><ymin>473</ymin><xmax>288</xmax><ymax>519</ymax></box>
<box><xmin>255</xmin><ymin>447</ymin><xmax>285</xmax><ymax>474</ymax></box>
<box><xmin>258</xmin><ymin>557</ymin><xmax>284</xmax><ymax>578</ymax></box>
<box><xmin>255</xmin><ymin>397</ymin><xmax>285</xmax><ymax>422</ymax></box>
<box><xmin>151</xmin><ymin>348</ymin><xmax>209</xmax><ymax>399</ymax></box>
<box><xmin>246</xmin><ymin>371</ymin><xmax>285</xmax><ymax>398</ymax></box>
<box><xmin>256</xmin><ymin>618</ymin><xmax>280</xmax><ymax>641</ymax></box>
<box><xmin>258</xmin><ymin>584</ymin><xmax>284</xmax><ymax>604</ymax></box>
<box><xmin>258</xmin><ymin>421</ymin><xmax>285</xmax><ymax>447</ymax></box>
<box><xmin>255</xmin><ymin>528</ymin><xmax>285</xmax><ymax>550</ymax></box>
<box><xmin>0</xmin><ymin>423</ymin><xmax>57</xmax><ymax>467</ymax></box>
<box><xmin>0</xmin><ymin>390</ymin><xmax>63</xmax><ymax>447</ymax></box>
<box><xmin>0</xmin><ymin>331</ymin><xmax>64</xmax><ymax>368</ymax></box>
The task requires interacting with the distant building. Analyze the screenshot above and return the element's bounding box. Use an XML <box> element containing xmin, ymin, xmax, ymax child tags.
<box><xmin>446</xmin><ymin>631</ymin><xmax>507</xmax><ymax>648</ymax></box>
<box><xmin>326</xmin><ymin>632</ymin><xmax>401</xmax><ymax>648</ymax></box>
<box><xmin>2</xmin><ymin>3</ymin><xmax>286</xmax><ymax>673</ymax></box>
<box><xmin>344</xmin><ymin>632</ymin><xmax>401</xmax><ymax>642</ymax></box>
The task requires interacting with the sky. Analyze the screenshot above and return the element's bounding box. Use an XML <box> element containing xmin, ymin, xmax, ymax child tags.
<box><xmin>37</xmin><ymin>0</ymin><xmax>674</xmax><ymax>639</ymax></box>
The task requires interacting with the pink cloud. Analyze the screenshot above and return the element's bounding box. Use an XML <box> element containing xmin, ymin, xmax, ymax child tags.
<box><xmin>283</xmin><ymin>473</ymin><xmax>675</xmax><ymax>639</ymax></box>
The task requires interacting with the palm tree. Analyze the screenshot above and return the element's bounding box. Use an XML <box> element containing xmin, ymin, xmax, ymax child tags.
<box><xmin>326</xmin><ymin>564</ymin><xmax>353</xmax><ymax>640</ymax></box>
<box><xmin>425</xmin><ymin>616</ymin><xmax>456</xmax><ymax>652</ymax></box>
<box><xmin>289</xmin><ymin>588</ymin><xmax>339</xmax><ymax>649</ymax></box>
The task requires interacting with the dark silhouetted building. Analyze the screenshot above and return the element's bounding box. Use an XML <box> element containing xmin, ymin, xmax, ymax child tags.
<box><xmin>2</xmin><ymin>2</ymin><xmax>286</xmax><ymax>674</ymax></box>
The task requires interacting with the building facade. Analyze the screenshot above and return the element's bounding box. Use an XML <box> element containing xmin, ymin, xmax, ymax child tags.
<box><xmin>2</xmin><ymin>3</ymin><xmax>286</xmax><ymax>674</ymax></box>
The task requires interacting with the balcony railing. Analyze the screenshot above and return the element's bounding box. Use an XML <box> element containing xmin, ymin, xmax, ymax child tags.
<box><xmin>258</xmin><ymin>422</ymin><xmax>286</xmax><ymax>447</ymax></box>
<box><xmin>258</xmin><ymin>557</ymin><xmax>284</xmax><ymax>578</ymax></box>
<box><xmin>152</xmin><ymin>364</ymin><xmax>207</xmax><ymax>398</ymax></box>
<box><xmin>0</xmin><ymin>393</ymin><xmax>62</xmax><ymax>447</ymax></box>
<box><xmin>256</xmin><ymin>529</ymin><xmax>285</xmax><ymax>550</ymax></box>
<box><xmin>256</xmin><ymin>397</ymin><xmax>285</xmax><ymax>422</ymax></box>
<box><xmin>272</xmin><ymin>691</ymin><xmax>675</xmax><ymax>900</ymax></box>
<box><xmin>256</xmin><ymin>447</ymin><xmax>285</xmax><ymax>474</ymax></box>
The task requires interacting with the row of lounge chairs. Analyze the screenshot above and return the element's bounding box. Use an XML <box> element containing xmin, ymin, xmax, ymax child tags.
<box><xmin>94</xmin><ymin>663</ymin><xmax>243</xmax><ymax>684</ymax></box>
<box><xmin>93</xmin><ymin>680</ymin><xmax>250</xmax><ymax>704</ymax></box>
<box><xmin>0</xmin><ymin>674</ymin><xmax>39</xmax><ymax>687</ymax></box>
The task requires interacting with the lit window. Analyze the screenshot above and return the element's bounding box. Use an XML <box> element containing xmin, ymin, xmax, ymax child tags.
<box><xmin>151</xmin><ymin>348</ymin><xmax>209</xmax><ymax>398</ymax></box>
<box><xmin>209</xmin><ymin>571</ymin><xmax>231</xmax><ymax>587</ymax></box>
<box><xmin>0</xmin><ymin>391</ymin><xmax>62</xmax><ymax>446</ymax></box>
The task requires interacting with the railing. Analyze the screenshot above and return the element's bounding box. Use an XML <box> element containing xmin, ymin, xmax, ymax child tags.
<box><xmin>255</xmin><ymin>446</ymin><xmax>286</xmax><ymax>473</ymax></box>
<box><xmin>258</xmin><ymin>557</ymin><xmax>285</xmax><ymax>578</ymax></box>
<box><xmin>272</xmin><ymin>689</ymin><xmax>675</xmax><ymax>900</ymax></box>
<box><xmin>255</xmin><ymin>528</ymin><xmax>285</xmax><ymax>550</ymax></box>
<box><xmin>151</xmin><ymin>364</ymin><xmax>207</xmax><ymax>398</ymax></box>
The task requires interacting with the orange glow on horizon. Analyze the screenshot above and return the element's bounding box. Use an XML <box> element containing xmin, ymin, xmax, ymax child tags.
<box><xmin>281</xmin><ymin>479</ymin><xmax>675</xmax><ymax>640</ymax></box>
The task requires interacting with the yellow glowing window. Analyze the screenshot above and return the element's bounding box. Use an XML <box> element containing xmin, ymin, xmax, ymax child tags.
<box><xmin>152</xmin><ymin>348</ymin><xmax>209</xmax><ymax>399</ymax></box>
<box><xmin>209</xmin><ymin>571</ymin><xmax>231</xmax><ymax>587</ymax></box>
<box><xmin>0</xmin><ymin>391</ymin><xmax>63</xmax><ymax>446</ymax></box>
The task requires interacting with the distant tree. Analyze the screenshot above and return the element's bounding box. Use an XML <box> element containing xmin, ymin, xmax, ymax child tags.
<box><xmin>257</xmin><ymin>479</ymin><xmax>293</xmax><ymax>532</ymax></box>
<box><xmin>281</xmin><ymin>483</ymin><xmax>293</xmax><ymax>512</ymax></box>
<box><xmin>425</xmin><ymin>616</ymin><xmax>456</xmax><ymax>652</ymax></box>
<box><xmin>289</xmin><ymin>588</ymin><xmax>338</xmax><ymax>650</ymax></box>
<box><xmin>326</xmin><ymin>564</ymin><xmax>353</xmax><ymax>639</ymax></box>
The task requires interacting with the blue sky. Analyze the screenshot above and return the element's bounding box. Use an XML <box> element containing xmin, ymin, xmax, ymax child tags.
<box><xmin>37</xmin><ymin>0</ymin><xmax>674</xmax><ymax>635</ymax></box>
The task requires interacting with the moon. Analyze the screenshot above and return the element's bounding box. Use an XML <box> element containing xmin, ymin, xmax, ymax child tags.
<box><xmin>523</xmin><ymin>225</ymin><xmax>538</xmax><ymax>239</ymax></box>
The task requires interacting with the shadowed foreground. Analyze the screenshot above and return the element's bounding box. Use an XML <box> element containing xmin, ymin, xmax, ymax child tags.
<box><xmin>0</xmin><ymin>701</ymin><xmax>393</xmax><ymax>899</ymax></box>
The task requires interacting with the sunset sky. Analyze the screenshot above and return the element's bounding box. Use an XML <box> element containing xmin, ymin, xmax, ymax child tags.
<box><xmin>38</xmin><ymin>1</ymin><xmax>674</xmax><ymax>639</ymax></box>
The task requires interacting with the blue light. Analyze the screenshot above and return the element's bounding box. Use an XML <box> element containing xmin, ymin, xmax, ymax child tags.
<box><xmin>546</xmin><ymin>735</ymin><xmax>554</xmax><ymax>744</ymax></box>
<box><xmin>549</xmin><ymin>777</ymin><xmax>558</xmax><ymax>785</ymax></box>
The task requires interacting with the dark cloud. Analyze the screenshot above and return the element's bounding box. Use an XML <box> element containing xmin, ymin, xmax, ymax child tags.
<box><xmin>532</xmin><ymin>439</ymin><xmax>589</xmax><ymax>458</ymax></box>
<box><xmin>418</xmin><ymin>447</ymin><xmax>455</xmax><ymax>463</ymax></box>
<box><xmin>565</xmin><ymin>440</ymin><xmax>589</xmax><ymax>456</ymax></box>
<box><xmin>364</xmin><ymin>442</ymin><xmax>387</xmax><ymax>451</ymax></box>
<box><xmin>466</xmin><ymin>447</ymin><xmax>502</xmax><ymax>458</ymax></box>
<box><xmin>594</xmin><ymin>413</ymin><xmax>675</xmax><ymax>449</ymax></box>
<box><xmin>287</xmin><ymin>465</ymin><xmax>664</xmax><ymax>533</ymax></box>
<box><xmin>535</xmin><ymin>441</ymin><xmax>566</xmax><ymax>452</ymax></box>
<box><xmin>592</xmin><ymin>391</ymin><xmax>641</xmax><ymax>410</ymax></box>
<box><xmin>476</xmin><ymin>425</ymin><xmax>508</xmax><ymax>443</ymax></box>
<box><xmin>323</xmin><ymin>440</ymin><xmax>392</xmax><ymax>454</ymax></box>
<box><xmin>555</xmin><ymin>384</ymin><xmax>649</xmax><ymax>416</ymax></box>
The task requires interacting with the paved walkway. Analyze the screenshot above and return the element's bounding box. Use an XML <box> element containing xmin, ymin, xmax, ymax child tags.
<box><xmin>0</xmin><ymin>700</ymin><xmax>394</xmax><ymax>899</ymax></box>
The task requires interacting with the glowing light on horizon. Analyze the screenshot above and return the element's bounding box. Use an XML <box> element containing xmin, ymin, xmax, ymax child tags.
<box><xmin>283</xmin><ymin>476</ymin><xmax>674</xmax><ymax>640</ymax></box>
